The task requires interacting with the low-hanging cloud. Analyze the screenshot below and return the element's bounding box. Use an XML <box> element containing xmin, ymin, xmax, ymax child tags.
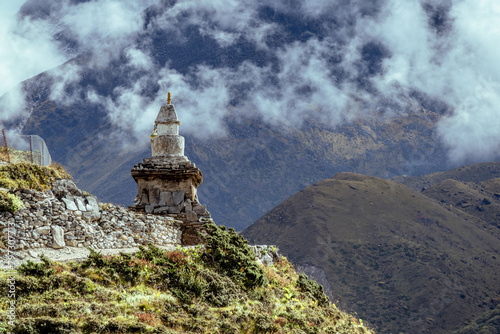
<box><xmin>359</xmin><ymin>0</ymin><xmax>500</xmax><ymax>163</ymax></box>
<box><xmin>1</xmin><ymin>0</ymin><xmax>500</xmax><ymax>165</ymax></box>
<box><xmin>0</xmin><ymin>0</ymin><xmax>157</xmax><ymax>137</ymax></box>
<box><xmin>0</xmin><ymin>0</ymin><xmax>66</xmax><ymax>123</ymax></box>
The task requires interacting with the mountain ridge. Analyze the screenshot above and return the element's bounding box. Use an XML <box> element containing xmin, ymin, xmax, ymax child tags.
<box><xmin>242</xmin><ymin>168</ymin><xmax>500</xmax><ymax>333</ymax></box>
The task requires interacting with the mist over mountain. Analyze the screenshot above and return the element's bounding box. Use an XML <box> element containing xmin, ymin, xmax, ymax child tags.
<box><xmin>1</xmin><ymin>0</ymin><xmax>500</xmax><ymax>229</ymax></box>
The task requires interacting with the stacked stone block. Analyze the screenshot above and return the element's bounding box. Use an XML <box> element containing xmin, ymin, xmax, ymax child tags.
<box><xmin>0</xmin><ymin>180</ymin><xmax>182</xmax><ymax>251</ymax></box>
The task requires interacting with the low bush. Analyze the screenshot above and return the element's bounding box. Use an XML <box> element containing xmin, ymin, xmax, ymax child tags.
<box><xmin>297</xmin><ymin>273</ymin><xmax>330</xmax><ymax>307</ymax></box>
<box><xmin>203</xmin><ymin>223</ymin><xmax>266</xmax><ymax>290</ymax></box>
<box><xmin>17</xmin><ymin>256</ymin><xmax>55</xmax><ymax>277</ymax></box>
<box><xmin>0</xmin><ymin>190</ymin><xmax>24</xmax><ymax>213</ymax></box>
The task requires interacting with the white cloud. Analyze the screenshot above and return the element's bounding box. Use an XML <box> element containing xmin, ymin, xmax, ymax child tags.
<box><xmin>125</xmin><ymin>47</ymin><xmax>155</xmax><ymax>71</ymax></box>
<box><xmin>0</xmin><ymin>1</ymin><xmax>67</xmax><ymax>127</ymax></box>
<box><xmin>0</xmin><ymin>84</ymin><xmax>27</xmax><ymax>124</ymax></box>
<box><xmin>247</xmin><ymin>38</ymin><xmax>360</xmax><ymax>127</ymax></box>
<box><xmin>0</xmin><ymin>0</ymin><xmax>155</xmax><ymax>126</ymax></box>
<box><xmin>438</xmin><ymin>79</ymin><xmax>500</xmax><ymax>163</ymax></box>
<box><xmin>353</xmin><ymin>0</ymin><xmax>500</xmax><ymax>163</ymax></box>
<box><xmin>2</xmin><ymin>0</ymin><xmax>500</xmax><ymax>165</ymax></box>
<box><xmin>158</xmin><ymin>66</ymin><xmax>232</xmax><ymax>138</ymax></box>
<box><xmin>0</xmin><ymin>4</ymin><xmax>66</xmax><ymax>98</ymax></box>
<box><xmin>48</xmin><ymin>62</ymin><xmax>82</xmax><ymax>105</ymax></box>
<box><xmin>58</xmin><ymin>0</ymin><xmax>155</xmax><ymax>68</ymax></box>
<box><xmin>150</xmin><ymin>0</ymin><xmax>279</xmax><ymax>49</ymax></box>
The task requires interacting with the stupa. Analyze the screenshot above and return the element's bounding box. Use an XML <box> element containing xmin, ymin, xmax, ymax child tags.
<box><xmin>130</xmin><ymin>93</ymin><xmax>210</xmax><ymax>224</ymax></box>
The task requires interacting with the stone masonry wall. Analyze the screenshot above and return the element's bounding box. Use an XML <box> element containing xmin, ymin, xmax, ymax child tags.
<box><xmin>0</xmin><ymin>180</ymin><xmax>279</xmax><ymax>268</ymax></box>
<box><xmin>0</xmin><ymin>180</ymin><xmax>182</xmax><ymax>251</ymax></box>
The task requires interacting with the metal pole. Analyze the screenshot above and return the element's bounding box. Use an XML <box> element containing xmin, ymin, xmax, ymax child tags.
<box><xmin>1</xmin><ymin>129</ymin><xmax>10</xmax><ymax>163</ymax></box>
<box><xmin>29</xmin><ymin>135</ymin><xmax>33</xmax><ymax>163</ymax></box>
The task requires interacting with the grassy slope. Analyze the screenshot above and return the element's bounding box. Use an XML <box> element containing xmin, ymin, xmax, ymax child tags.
<box><xmin>392</xmin><ymin>162</ymin><xmax>500</xmax><ymax>191</ymax></box>
<box><xmin>421</xmin><ymin>179</ymin><xmax>500</xmax><ymax>230</ymax></box>
<box><xmin>393</xmin><ymin>162</ymin><xmax>500</xmax><ymax>232</ymax></box>
<box><xmin>0</xmin><ymin>162</ymin><xmax>72</xmax><ymax>191</ymax></box>
<box><xmin>456</xmin><ymin>304</ymin><xmax>500</xmax><ymax>334</ymax></box>
<box><xmin>0</xmin><ymin>165</ymin><xmax>373</xmax><ymax>333</ymax></box>
<box><xmin>242</xmin><ymin>172</ymin><xmax>500</xmax><ymax>333</ymax></box>
<box><xmin>0</xmin><ymin>224</ymin><xmax>374</xmax><ymax>334</ymax></box>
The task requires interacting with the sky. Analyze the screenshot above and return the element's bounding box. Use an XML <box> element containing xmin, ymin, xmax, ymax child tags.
<box><xmin>0</xmin><ymin>0</ymin><xmax>499</xmax><ymax>164</ymax></box>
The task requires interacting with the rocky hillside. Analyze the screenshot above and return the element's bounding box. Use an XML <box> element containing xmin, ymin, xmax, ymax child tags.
<box><xmin>393</xmin><ymin>161</ymin><xmax>500</xmax><ymax>229</ymax></box>
<box><xmin>0</xmin><ymin>163</ymin><xmax>374</xmax><ymax>333</ymax></box>
<box><xmin>0</xmin><ymin>225</ymin><xmax>374</xmax><ymax>334</ymax></box>
<box><xmin>242</xmin><ymin>170</ymin><xmax>500</xmax><ymax>334</ymax></box>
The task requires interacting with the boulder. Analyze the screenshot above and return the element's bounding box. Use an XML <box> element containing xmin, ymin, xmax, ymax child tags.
<box><xmin>261</xmin><ymin>253</ymin><xmax>274</xmax><ymax>266</ymax></box>
<box><xmin>75</xmin><ymin>197</ymin><xmax>87</xmax><ymax>211</ymax></box>
<box><xmin>62</xmin><ymin>197</ymin><xmax>78</xmax><ymax>211</ymax></box>
<box><xmin>35</xmin><ymin>226</ymin><xmax>51</xmax><ymax>235</ymax></box>
<box><xmin>85</xmin><ymin>196</ymin><xmax>100</xmax><ymax>220</ymax></box>
<box><xmin>168</xmin><ymin>206</ymin><xmax>181</xmax><ymax>214</ymax></box>
<box><xmin>185</xmin><ymin>209</ymin><xmax>198</xmax><ymax>222</ymax></box>
<box><xmin>193</xmin><ymin>204</ymin><xmax>208</xmax><ymax>215</ymax></box>
<box><xmin>66</xmin><ymin>239</ymin><xmax>77</xmax><ymax>247</ymax></box>
<box><xmin>51</xmin><ymin>225</ymin><xmax>65</xmax><ymax>249</ymax></box>
<box><xmin>52</xmin><ymin>180</ymin><xmax>84</xmax><ymax>199</ymax></box>
<box><xmin>153</xmin><ymin>206</ymin><xmax>168</xmax><ymax>214</ymax></box>
<box><xmin>172</xmin><ymin>191</ymin><xmax>185</xmax><ymax>206</ymax></box>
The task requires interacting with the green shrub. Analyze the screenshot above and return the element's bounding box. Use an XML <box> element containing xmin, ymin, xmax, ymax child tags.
<box><xmin>14</xmin><ymin>316</ymin><xmax>75</xmax><ymax>334</ymax></box>
<box><xmin>198</xmin><ymin>268</ymin><xmax>244</xmax><ymax>307</ymax></box>
<box><xmin>203</xmin><ymin>223</ymin><xmax>266</xmax><ymax>290</ymax></box>
<box><xmin>254</xmin><ymin>312</ymin><xmax>274</xmax><ymax>332</ymax></box>
<box><xmin>18</xmin><ymin>256</ymin><xmax>55</xmax><ymax>277</ymax></box>
<box><xmin>0</xmin><ymin>190</ymin><xmax>24</xmax><ymax>213</ymax></box>
<box><xmin>0</xmin><ymin>162</ymin><xmax>72</xmax><ymax>191</ymax></box>
<box><xmin>297</xmin><ymin>273</ymin><xmax>329</xmax><ymax>307</ymax></box>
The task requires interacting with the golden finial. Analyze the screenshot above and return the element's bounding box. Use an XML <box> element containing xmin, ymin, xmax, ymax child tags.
<box><xmin>167</xmin><ymin>92</ymin><xmax>171</xmax><ymax>104</ymax></box>
<box><xmin>150</xmin><ymin>125</ymin><xmax>158</xmax><ymax>139</ymax></box>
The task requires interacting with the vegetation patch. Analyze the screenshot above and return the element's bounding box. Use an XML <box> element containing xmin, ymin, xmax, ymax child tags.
<box><xmin>297</xmin><ymin>273</ymin><xmax>330</xmax><ymax>307</ymax></box>
<box><xmin>203</xmin><ymin>223</ymin><xmax>266</xmax><ymax>290</ymax></box>
<box><xmin>0</xmin><ymin>162</ymin><xmax>71</xmax><ymax>191</ymax></box>
<box><xmin>0</xmin><ymin>223</ymin><xmax>373</xmax><ymax>334</ymax></box>
<box><xmin>0</xmin><ymin>191</ymin><xmax>24</xmax><ymax>213</ymax></box>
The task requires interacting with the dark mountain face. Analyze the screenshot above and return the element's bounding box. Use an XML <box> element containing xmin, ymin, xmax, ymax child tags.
<box><xmin>242</xmin><ymin>169</ymin><xmax>500</xmax><ymax>333</ymax></box>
